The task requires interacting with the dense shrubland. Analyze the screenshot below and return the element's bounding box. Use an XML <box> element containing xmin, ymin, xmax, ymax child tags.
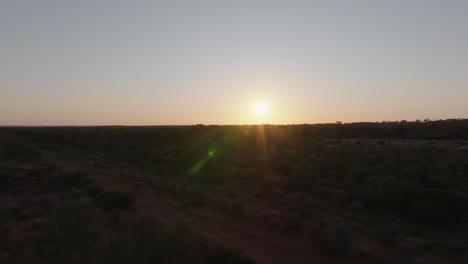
<box><xmin>5</xmin><ymin>120</ymin><xmax>467</xmax><ymax>227</ymax></box>
<box><xmin>36</xmin><ymin>200</ymin><xmax>253</xmax><ymax>264</ymax></box>
<box><xmin>0</xmin><ymin>162</ymin><xmax>252</xmax><ymax>263</ymax></box>
<box><xmin>1</xmin><ymin>120</ymin><xmax>468</xmax><ymax>263</ymax></box>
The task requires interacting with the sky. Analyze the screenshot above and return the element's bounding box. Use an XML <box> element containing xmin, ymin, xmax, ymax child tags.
<box><xmin>1</xmin><ymin>0</ymin><xmax>467</xmax><ymax>125</ymax></box>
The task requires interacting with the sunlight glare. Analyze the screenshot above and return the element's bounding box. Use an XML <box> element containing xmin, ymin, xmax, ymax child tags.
<box><xmin>254</xmin><ymin>102</ymin><xmax>267</xmax><ymax>115</ymax></box>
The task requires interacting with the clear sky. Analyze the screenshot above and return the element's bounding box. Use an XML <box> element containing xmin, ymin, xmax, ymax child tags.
<box><xmin>1</xmin><ymin>0</ymin><xmax>467</xmax><ymax>125</ymax></box>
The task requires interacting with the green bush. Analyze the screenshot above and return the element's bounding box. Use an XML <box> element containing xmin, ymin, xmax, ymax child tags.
<box><xmin>437</xmin><ymin>238</ymin><xmax>467</xmax><ymax>253</ymax></box>
<box><xmin>227</xmin><ymin>201</ymin><xmax>246</xmax><ymax>218</ymax></box>
<box><xmin>0</xmin><ymin>224</ymin><xmax>10</xmax><ymax>246</ymax></box>
<box><xmin>66</xmin><ymin>187</ymin><xmax>83</xmax><ymax>200</ymax></box>
<box><xmin>184</xmin><ymin>187</ymin><xmax>206</xmax><ymax>207</ymax></box>
<box><xmin>82</xmin><ymin>181</ymin><xmax>104</xmax><ymax>199</ymax></box>
<box><xmin>284</xmin><ymin>213</ymin><xmax>303</xmax><ymax>232</ymax></box>
<box><xmin>286</xmin><ymin>165</ymin><xmax>319</xmax><ymax>192</ymax></box>
<box><xmin>36</xmin><ymin>203</ymin><xmax>254</xmax><ymax>264</ymax></box>
<box><xmin>37</xmin><ymin>200</ymin><xmax>101</xmax><ymax>264</ymax></box>
<box><xmin>0</xmin><ymin>173</ymin><xmax>11</xmax><ymax>191</ymax></box>
<box><xmin>375</xmin><ymin>255</ymin><xmax>398</xmax><ymax>264</ymax></box>
<box><xmin>206</xmin><ymin>244</ymin><xmax>255</xmax><ymax>264</ymax></box>
<box><xmin>97</xmin><ymin>191</ymin><xmax>134</xmax><ymax>210</ymax></box>
<box><xmin>47</xmin><ymin>171</ymin><xmax>87</xmax><ymax>191</ymax></box>
<box><xmin>379</xmin><ymin>222</ymin><xmax>399</xmax><ymax>245</ymax></box>
<box><xmin>319</xmin><ymin>224</ymin><xmax>352</xmax><ymax>256</ymax></box>
<box><xmin>349</xmin><ymin>200</ymin><xmax>365</xmax><ymax>212</ymax></box>
<box><xmin>101</xmin><ymin>217</ymin><xmax>207</xmax><ymax>264</ymax></box>
<box><xmin>196</xmin><ymin>171</ymin><xmax>226</xmax><ymax>185</ymax></box>
<box><xmin>0</xmin><ymin>138</ymin><xmax>41</xmax><ymax>161</ymax></box>
<box><xmin>409</xmin><ymin>189</ymin><xmax>468</xmax><ymax>226</ymax></box>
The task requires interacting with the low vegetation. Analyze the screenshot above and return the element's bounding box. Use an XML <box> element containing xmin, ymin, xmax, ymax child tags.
<box><xmin>37</xmin><ymin>200</ymin><xmax>252</xmax><ymax>264</ymax></box>
<box><xmin>0</xmin><ymin>120</ymin><xmax>467</xmax><ymax>263</ymax></box>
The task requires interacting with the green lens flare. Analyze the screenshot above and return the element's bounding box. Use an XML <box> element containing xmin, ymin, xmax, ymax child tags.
<box><xmin>189</xmin><ymin>148</ymin><xmax>217</xmax><ymax>174</ymax></box>
<box><xmin>189</xmin><ymin>157</ymin><xmax>208</xmax><ymax>174</ymax></box>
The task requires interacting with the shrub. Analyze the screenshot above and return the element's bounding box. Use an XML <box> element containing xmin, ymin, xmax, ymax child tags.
<box><xmin>408</xmin><ymin>199</ymin><xmax>450</xmax><ymax>226</ymax></box>
<box><xmin>0</xmin><ymin>224</ymin><xmax>10</xmax><ymax>246</ymax></box>
<box><xmin>101</xmin><ymin>216</ymin><xmax>166</xmax><ymax>264</ymax></box>
<box><xmin>284</xmin><ymin>192</ymin><xmax>312</xmax><ymax>216</ymax></box>
<box><xmin>286</xmin><ymin>165</ymin><xmax>319</xmax><ymax>192</ymax></box>
<box><xmin>319</xmin><ymin>224</ymin><xmax>352</xmax><ymax>256</ymax></box>
<box><xmin>375</xmin><ymin>255</ymin><xmax>398</xmax><ymax>264</ymax></box>
<box><xmin>195</xmin><ymin>171</ymin><xmax>226</xmax><ymax>185</ymax></box>
<box><xmin>184</xmin><ymin>187</ymin><xmax>206</xmax><ymax>207</ymax></box>
<box><xmin>15</xmin><ymin>210</ymin><xmax>31</xmax><ymax>222</ymax></box>
<box><xmin>339</xmin><ymin>177</ymin><xmax>359</xmax><ymax>190</ymax></box>
<box><xmin>256</xmin><ymin>211</ymin><xmax>281</xmax><ymax>228</ymax></box>
<box><xmin>377</xmin><ymin>140</ymin><xmax>386</xmax><ymax>146</ymax></box>
<box><xmin>97</xmin><ymin>191</ymin><xmax>134</xmax><ymax>210</ymax></box>
<box><xmin>66</xmin><ymin>187</ymin><xmax>83</xmax><ymax>200</ymax></box>
<box><xmin>82</xmin><ymin>181</ymin><xmax>104</xmax><ymax>199</ymax></box>
<box><xmin>357</xmin><ymin>245</ymin><xmax>373</xmax><ymax>257</ymax></box>
<box><xmin>101</xmin><ymin>217</ymin><xmax>208</xmax><ymax>264</ymax></box>
<box><xmin>37</xmin><ymin>200</ymin><xmax>101</xmax><ymax>264</ymax></box>
<box><xmin>227</xmin><ymin>201</ymin><xmax>245</xmax><ymax>218</ymax></box>
<box><xmin>206</xmin><ymin>244</ymin><xmax>255</xmax><ymax>264</ymax></box>
<box><xmin>373</xmin><ymin>178</ymin><xmax>415</xmax><ymax>213</ymax></box>
<box><xmin>284</xmin><ymin>213</ymin><xmax>303</xmax><ymax>232</ymax></box>
<box><xmin>409</xmin><ymin>189</ymin><xmax>468</xmax><ymax>225</ymax></box>
<box><xmin>78</xmin><ymin>176</ymin><xmax>97</xmax><ymax>188</ymax></box>
<box><xmin>379</xmin><ymin>222</ymin><xmax>399</xmax><ymax>245</ymax></box>
<box><xmin>0</xmin><ymin>173</ymin><xmax>11</xmax><ymax>191</ymax></box>
<box><xmin>442</xmin><ymin>238</ymin><xmax>467</xmax><ymax>253</ymax></box>
<box><xmin>349</xmin><ymin>200</ymin><xmax>365</xmax><ymax>212</ymax></box>
<box><xmin>47</xmin><ymin>171</ymin><xmax>87</xmax><ymax>191</ymax></box>
<box><xmin>0</xmin><ymin>138</ymin><xmax>41</xmax><ymax>161</ymax></box>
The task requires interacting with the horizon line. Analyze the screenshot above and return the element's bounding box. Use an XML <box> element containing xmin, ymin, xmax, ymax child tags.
<box><xmin>1</xmin><ymin>118</ymin><xmax>467</xmax><ymax>128</ymax></box>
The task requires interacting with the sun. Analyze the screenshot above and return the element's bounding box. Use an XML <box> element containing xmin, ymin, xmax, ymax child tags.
<box><xmin>254</xmin><ymin>102</ymin><xmax>267</xmax><ymax>115</ymax></box>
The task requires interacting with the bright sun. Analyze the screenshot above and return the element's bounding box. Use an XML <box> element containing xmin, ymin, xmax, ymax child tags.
<box><xmin>254</xmin><ymin>102</ymin><xmax>267</xmax><ymax>115</ymax></box>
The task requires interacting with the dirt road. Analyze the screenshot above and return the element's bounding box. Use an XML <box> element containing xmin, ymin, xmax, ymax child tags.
<box><xmin>43</xmin><ymin>149</ymin><xmax>366</xmax><ymax>264</ymax></box>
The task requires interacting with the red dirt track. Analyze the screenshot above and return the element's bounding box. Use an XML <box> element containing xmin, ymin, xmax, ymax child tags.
<box><xmin>44</xmin><ymin>149</ymin><xmax>365</xmax><ymax>264</ymax></box>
